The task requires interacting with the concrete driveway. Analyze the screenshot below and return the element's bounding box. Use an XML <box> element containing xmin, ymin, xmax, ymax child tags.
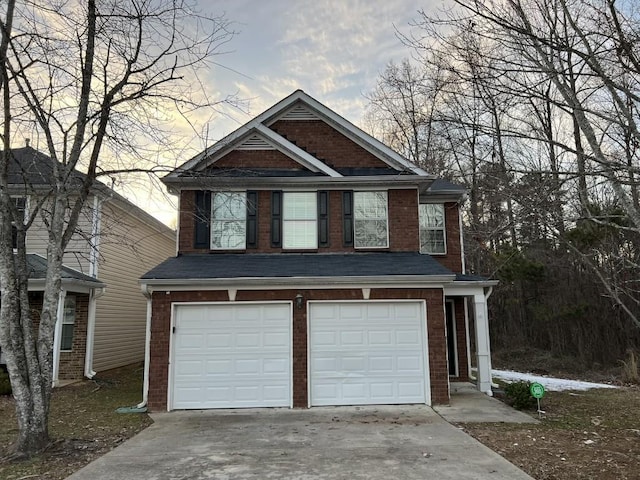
<box><xmin>67</xmin><ymin>403</ymin><xmax>533</xmax><ymax>480</ymax></box>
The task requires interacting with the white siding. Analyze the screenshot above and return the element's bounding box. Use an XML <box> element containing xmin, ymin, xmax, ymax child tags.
<box><xmin>91</xmin><ymin>200</ymin><xmax>174</xmax><ymax>372</ymax></box>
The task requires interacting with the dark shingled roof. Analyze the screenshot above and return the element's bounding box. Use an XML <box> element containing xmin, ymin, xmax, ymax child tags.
<box><xmin>427</xmin><ymin>178</ymin><xmax>466</xmax><ymax>194</ymax></box>
<box><xmin>6</xmin><ymin>146</ymin><xmax>86</xmax><ymax>187</ymax></box>
<box><xmin>141</xmin><ymin>252</ymin><xmax>456</xmax><ymax>280</ymax></box>
<box><xmin>27</xmin><ymin>254</ymin><xmax>103</xmax><ymax>285</ymax></box>
<box><xmin>455</xmin><ymin>273</ymin><xmax>492</xmax><ymax>282</ymax></box>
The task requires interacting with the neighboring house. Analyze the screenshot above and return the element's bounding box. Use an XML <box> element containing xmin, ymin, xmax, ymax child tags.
<box><xmin>140</xmin><ymin>90</ymin><xmax>497</xmax><ymax>411</ymax></box>
<box><xmin>0</xmin><ymin>146</ymin><xmax>175</xmax><ymax>384</ymax></box>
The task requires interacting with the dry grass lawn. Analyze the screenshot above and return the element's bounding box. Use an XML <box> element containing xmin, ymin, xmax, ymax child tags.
<box><xmin>0</xmin><ymin>363</ymin><xmax>152</xmax><ymax>480</ymax></box>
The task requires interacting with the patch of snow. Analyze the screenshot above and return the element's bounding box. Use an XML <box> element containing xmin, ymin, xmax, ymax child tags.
<box><xmin>492</xmin><ymin>369</ymin><xmax>618</xmax><ymax>392</ymax></box>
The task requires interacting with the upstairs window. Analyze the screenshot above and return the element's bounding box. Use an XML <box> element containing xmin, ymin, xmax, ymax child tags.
<box><xmin>211</xmin><ymin>192</ymin><xmax>246</xmax><ymax>250</ymax></box>
<box><xmin>60</xmin><ymin>295</ymin><xmax>76</xmax><ymax>351</ymax></box>
<box><xmin>420</xmin><ymin>204</ymin><xmax>446</xmax><ymax>254</ymax></box>
<box><xmin>354</xmin><ymin>191</ymin><xmax>388</xmax><ymax>248</ymax></box>
<box><xmin>283</xmin><ymin>192</ymin><xmax>317</xmax><ymax>249</ymax></box>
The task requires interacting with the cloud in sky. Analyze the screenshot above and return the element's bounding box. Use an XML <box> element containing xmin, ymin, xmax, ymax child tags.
<box><xmin>203</xmin><ymin>0</ymin><xmax>437</xmax><ymax>138</ymax></box>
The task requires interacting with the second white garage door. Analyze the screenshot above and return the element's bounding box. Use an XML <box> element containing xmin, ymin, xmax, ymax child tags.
<box><xmin>309</xmin><ymin>301</ymin><xmax>429</xmax><ymax>406</ymax></box>
<box><xmin>171</xmin><ymin>303</ymin><xmax>291</xmax><ymax>410</ymax></box>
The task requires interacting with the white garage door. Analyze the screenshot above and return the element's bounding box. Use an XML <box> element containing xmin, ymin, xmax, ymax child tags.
<box><xmin>309</xmin><ymin>301</ymin><xmax>429</xmax><ymax>406</ymax></box>
<box><xmin>171</xmin><ymin>303</ymin><xmax>291</xmax><ymax>410</ymax></box>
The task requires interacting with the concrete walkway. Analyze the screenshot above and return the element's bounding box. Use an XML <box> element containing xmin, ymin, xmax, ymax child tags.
<box><xmin>67</xmin><ymin>394</ymin><xmax>535</xmax><ymax>480</ymax></box>
<box><xmin>435</xmin><ymin>382</ymin><xmax>539</xmax><ymax>424</ymax></box>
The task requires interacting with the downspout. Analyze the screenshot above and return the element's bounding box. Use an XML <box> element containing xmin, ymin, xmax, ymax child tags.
<box><xmin>84</xmin><ymin>286</ymin><xmax>106</xmax><ymax>379</ymax></box>
<box><xmin>137</xmin><ymin>284</ymin><xmax>152</xmax><ymax>409</ymax></box>
<box><xmin>52</xmin><ymin>289</ymin><xmax>67</xmax><ymax>387</ymax></box>
<box><xmin>89</xmin><ymin>195</ymin><xmax>102</xmax><ymax>278</ymax></box>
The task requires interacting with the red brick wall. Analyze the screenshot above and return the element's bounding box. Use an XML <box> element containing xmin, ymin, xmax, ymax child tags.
<box><xmin>178</xmin><ymin>190</ymin><xmax>200</xmax><ymax>253</ymax></box>
<box><xmin>453</xmin><ymin>297</ymin><xmax>469</xmax><ymax>381</ymax></box>
<box><xmin>58</xmin><ymin>294</ymin><xmax>90</xmax><ymax>380</ymax></box>
<box><xmin>178</xmin><ymin>189</ymin><xmax>423</xmax><ymax>254</ymax></box>
<box><xmin>431</xmin><ymin>202</ymin><xmax>463</xmax><ymax>273</ymax></box>
<box><xmin>147</xmin><ymin>287</ymin><xmax>449</xmax><ymax>411</ymax></box>
<box><xmin>270</xmin><ymin>120</ymin><xmax>388</xmax><ymax>170</ymax></box>
<box><xmin>29</xmin><ymin>291</ymin><xmax>90</xmax><ymax>381</ymax></box>
<box><xmin>388</xmin><ymin>190</ymin><xmax>420</xmax><ymax>251</ymax></box>
<box><xmin>213</xmin><ymin>150</ymin><xmax>301</xmax><ymax>169</ymax></box>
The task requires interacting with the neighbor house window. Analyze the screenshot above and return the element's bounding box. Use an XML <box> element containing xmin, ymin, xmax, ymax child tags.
<box><xmin>420</xmin><ymin>204</ymin><xmax>446</xmax><ymax>254</ymax></box>
<box><xmin>354</xmin><ymin>191</ymin><xmax>388</xmax><ymax>248</ymax></box>
<box><xmin>60</xmin><ymin>296</ymin><xmax>76</xmax><ymax>351</ymax></box>
<box><xmin>283</xmin><ymin>192</ymin><xmax>317</xmax><ymax>249</ymax></box>
<box><xmin>211</xmin><ymin>192</ymin><xmax>246</xmax><ymax>249</ymax></box>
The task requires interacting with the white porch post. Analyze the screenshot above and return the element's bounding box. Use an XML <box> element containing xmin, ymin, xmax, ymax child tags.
<box><xmin>52</xmin><ymin>289</ymin><xmax>66</xmax><ymax>387</ymax></box>
<box><xmin>473</xmin><ymin>292</ymin><xmax>493</xmax><ymax>396</ymax></box>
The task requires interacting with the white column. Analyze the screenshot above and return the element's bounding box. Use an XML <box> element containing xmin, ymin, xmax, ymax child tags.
<box><xmin>52</xmin><ymin>289</ymin><xmax>66</xmax><ymax>387</ymax></box>
<box><xmin>473</xmin><ymin>292</ymin><xmax>493</xmax><ymax>396</ymax></box>
<box><xmin>464</xmin><ymin>297</ymin><xmax>473</xmax><ymax>380</ymax></box>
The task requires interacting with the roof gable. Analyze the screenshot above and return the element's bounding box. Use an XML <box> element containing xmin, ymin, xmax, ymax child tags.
<box><xmin>165</xmin><ymin>90</ymin><xmax>433</xmax><ymax>183</ymax></box>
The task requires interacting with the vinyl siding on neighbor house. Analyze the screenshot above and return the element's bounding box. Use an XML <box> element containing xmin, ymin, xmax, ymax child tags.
<box><xmin>25</xmin><ymin>195</ymin><xmax>97</xmax><ymax>274</ymax></box>
<box><xmin>92</xmin><ymin>200</ymin><xmax>174</xmax><ymax>372</ymax></box>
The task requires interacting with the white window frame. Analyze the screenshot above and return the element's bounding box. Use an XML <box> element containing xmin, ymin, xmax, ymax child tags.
<box><xmin>211</xmin><ymin>191</ymin><xmax>247</xmax><ymax>250</ymax></box>
<box><xmin>60</xmin><ymin>295</ymin><xmax>76</xmax><ymax>352</ymax></box>
<box><xmin>354</xmin><ymin>191</ymin><xmax>389</xmax><ymax>249</ymax></box>
<box><xmin>419</xmin><ymin>203</ymin><xmax>447</xmax><ymax>254</ymax></box>
<box><xmin>283</xmin><ymin>192</ymin><xmax>317</xmax><ymax>249</ymax></box>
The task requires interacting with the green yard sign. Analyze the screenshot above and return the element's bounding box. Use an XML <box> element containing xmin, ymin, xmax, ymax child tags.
<box><xmin>530</xmin><ymin>382</ymin><xmax>545</xmax><ymax>399</ymax></box>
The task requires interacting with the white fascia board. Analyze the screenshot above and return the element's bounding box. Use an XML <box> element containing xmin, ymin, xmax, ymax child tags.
<box><xmin>255</xmin><ymin>124</ymin><xmax>341</xmax><ymax>177</ymax></box>
<box><xmin>263</xmin><ymin>91</ymin><xmax>432</xmax><ymax>177</ymax></box>
<box><xmin>444</xmin><ymin>281</ymin><xmax>499</xmax><ymax>296</ymax></box>
<box><xmin>163</xmin><ymin>175</ymin><xmax>433</xmax><ymax>191</ymax></box>
<box><xmin>140</xmin><ymin>275</ymin><xmax>456</xmax><ymax>293</ymax></box>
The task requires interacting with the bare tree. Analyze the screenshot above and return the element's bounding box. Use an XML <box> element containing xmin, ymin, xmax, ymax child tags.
<box><xmin>0</xmin><ymin>0</ymin><xmax>236</xmax><ymax>457</ymax></box>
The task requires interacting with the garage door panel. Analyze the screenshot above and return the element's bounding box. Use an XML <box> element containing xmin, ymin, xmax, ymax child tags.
<box><xmin>172</xmin><ymin>303</ymin><xmax>291</xmax><ymax>409</ymax></box>
<box><xmin>310</xmin><ymin>301</ymin><xmax>428</xmax><ymax>406</ymax></box>
<box><xmin>207</xmin><ymin>333</ymin><xmax>232</xmax><ymax>348</ymax></box>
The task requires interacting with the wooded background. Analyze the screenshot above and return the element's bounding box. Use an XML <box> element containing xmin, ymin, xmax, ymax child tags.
<box><xmin>364</xmin><ymin>0</ymin><xmax>640</xmax><ymax>369</ymax></box>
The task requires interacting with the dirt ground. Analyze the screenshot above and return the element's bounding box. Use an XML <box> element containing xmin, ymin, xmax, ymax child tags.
<box><xmin>1</xmin><ymin>361</ymin><xmax>639</xmax><ymax>479</ymax></box>
<box><xmin>0</xmin><ymin>364</ymin><xmax>152</xmax><ymax>480</ymax></box>
<box><xmin>463</xmin><ymin>386</ymin><xmax>640</xmax><ymax>479</ymax></box>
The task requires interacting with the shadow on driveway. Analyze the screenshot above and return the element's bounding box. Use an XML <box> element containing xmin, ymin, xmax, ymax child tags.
<box><xmin>67</xmin><ymin>405</ymin><xmax>533</xmax><ymax>479</ymax></box>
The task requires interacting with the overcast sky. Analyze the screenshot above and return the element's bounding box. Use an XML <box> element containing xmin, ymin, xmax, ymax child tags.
<box><xmin>144</xmin><ymin>0</ymin><xmax>443</xmax><ymax>224</ymax></box>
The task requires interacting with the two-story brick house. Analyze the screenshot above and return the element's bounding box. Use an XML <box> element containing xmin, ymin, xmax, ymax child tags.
<box><xmin>140</xmin><ymin>90</ymin><xmax>497</xmax><ymax>411</ymax></box>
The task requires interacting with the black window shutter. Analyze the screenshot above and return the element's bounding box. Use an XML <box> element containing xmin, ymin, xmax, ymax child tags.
<box><xmin>194</xmin><ymin>190</ymin><xmax>211</xmax><ymax>249</ymax></box>
<box><xmin>318</xmin><ymin>191</ymin><xmax>329</xmax><ymax>247</ymax></box>
<box><xmin>343</xmin><ymin>191</ymin><xmax>354</xmax><ymax>247</ymax></box>
<box><xmin>246</xmin><ymin>191</ymin><xmax>258</xmax><ymax>249</ymax></box>
<box><xmin>271</xmin><ymin>191</ymin><xmax>282</xmax><ymax>247</ymax></box>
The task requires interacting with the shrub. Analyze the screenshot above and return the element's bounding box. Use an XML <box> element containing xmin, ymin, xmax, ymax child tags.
<box><xmin>0</xmin><ymin>370</ymin><xmax>11</xmax><ymax>396</ymax></box>
<box><xmin>504</xmin><ymin>381</ymin><xmax>536</xmax><ymax>410</ymax></box>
